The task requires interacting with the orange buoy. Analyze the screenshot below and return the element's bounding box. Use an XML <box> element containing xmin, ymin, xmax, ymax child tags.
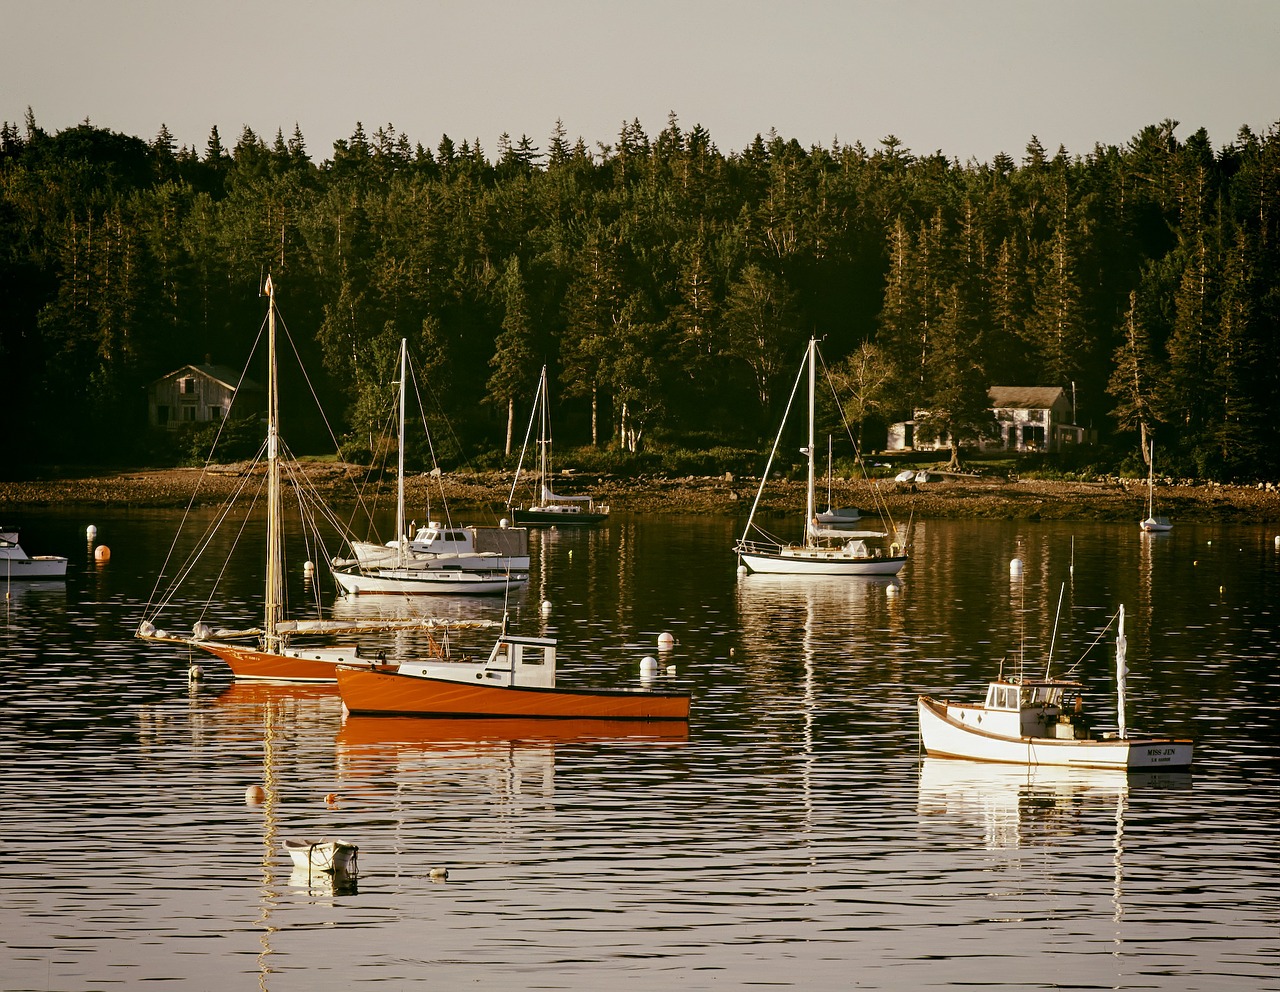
<box><xmin>94</xmin><ymin>545</ymin><xmax>111</xmax><ymax>562</ymax></box>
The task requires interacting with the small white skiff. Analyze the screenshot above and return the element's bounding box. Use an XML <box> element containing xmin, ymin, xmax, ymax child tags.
<box><xmin>283</xmin><ymin>838</ymin><xmax>359</xmax><ymax>875</ymax></box>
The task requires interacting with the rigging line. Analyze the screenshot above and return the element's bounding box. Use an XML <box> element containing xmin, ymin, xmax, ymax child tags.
<box><xmin>815</xmin><ymin>347</ymin><xmax>901</xmax><ymax>535</ymax></box>
<box><xmin>147</xmin><ymin>441</ymin><xmax>269</xmax><ymax>620</ymax></box>
<box><xmin>737</xmin><ymin>347</ymin><xmax>809</xmax><ymax>547</ymax></box>
<box><xmin>1064</xmin><ymin>609</ymin><xmax>1120</xmax><ymax>678</ymax></box>
<box><xmin>143</xmin><ymin>309</ymin><xmax>271</xmax><ymax>613</ymax></box>
<box><xmin>507</xmin><ymin>366</ymin><xmax>544</xmax><ymax>508</ymax></box>
<box><xmin>1045</xmin><ymin>582</ymin><xmax>1066</xmax><ymax>680</ymax></box>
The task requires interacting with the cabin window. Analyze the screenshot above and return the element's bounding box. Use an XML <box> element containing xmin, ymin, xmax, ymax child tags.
<box><xmin>179</xmin><ymin>377</ymin><xmax>195</xmax><ymax>395</ymax></box>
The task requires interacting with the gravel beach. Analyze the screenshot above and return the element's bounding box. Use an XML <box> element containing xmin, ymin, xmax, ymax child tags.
<box><xmin>3</xmin><ymin>465</ymin><xmax>1280</xmax><ymax>524</ymax></box>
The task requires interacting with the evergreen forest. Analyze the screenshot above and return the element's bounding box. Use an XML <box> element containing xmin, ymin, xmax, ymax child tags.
<box><xmin>3</xmin><ymin>109</ymin><xmax>1279</xmax><ymax>482</ymax></box>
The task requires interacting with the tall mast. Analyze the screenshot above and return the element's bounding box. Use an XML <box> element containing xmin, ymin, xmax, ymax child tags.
<box><xmin>264</xmin><ymin>275</ymin><xmax>283</xmax><ymax>652</ymax></box>
<box><xmin>1147</xmin><ymin>440</ymin><xmax>1155</xmax><ymax>518</ymax></box>
<box><xmin>395</xmin><ymin>338</ymin><xmax>407</xmax><ymax>563</ymax></box>
<box><xmin>537</xmin><ymin>366</ymin><xmax>550</xmax><ymax>501</ymax></box>
<box><xmin>805</xmin><ymin>338</ymin><xmax>816</xmax><ymax>540</ymax></box>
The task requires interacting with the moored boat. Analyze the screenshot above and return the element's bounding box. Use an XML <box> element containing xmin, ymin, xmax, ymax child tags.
<box><xmin>734</xmin><ymin>338</ymin><xmax>907</xmax><ymax>576</ymax></box>
<box><xmin>917</xmin><ymin>604</ymin><xmax>1193</xmax><ymax>770</ymax></box>
<box><xmin>507</xmin><ymin>365</ymin><xmax>610</xmax><ymax>527</ymax></box>
<box><xmin>337</xmin><ymin>630</ymin><xmax>690</xmax><ymax>721</ymax></box>
<box><xmin>283</xmin><ymin>838</ymin><xmax>359</xmax><ymax>875</ymax></box>
<box><xmin>1139</xmin><ymin>440</ymin><xmax>1173</xmax><ymax>532</ymax></box>
<box><xmin>136</xmin><ymin>279</ymin><xmax>497</xmax><ymax>681</ymax></box>
<box><xmin>1</xmin><ymin>527</ymin><xmax>68</xmax><ymax>580</ymax></box>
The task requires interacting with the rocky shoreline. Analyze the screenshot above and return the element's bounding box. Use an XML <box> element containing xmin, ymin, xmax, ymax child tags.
<box><xmin>3</xmin><ymin>464</ymin><xmax>1280</xmax><ymax>524</ymax></box>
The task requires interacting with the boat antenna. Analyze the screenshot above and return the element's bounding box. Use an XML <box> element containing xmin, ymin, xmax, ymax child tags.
<box><xmin>1045</xmin><ymin>582</ymin><xmax>1066</xmax><ymax>680</ymax></box>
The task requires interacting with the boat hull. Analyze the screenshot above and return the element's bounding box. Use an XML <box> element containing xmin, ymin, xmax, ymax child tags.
<box><xmin>917</xmin><ymin>696</ymin><xmax>1193</xmax><ymax>770</ymax></box>
<box><xmin>284</xmin><ymin>839</ymin><xmax>358</xmax><ymax>875</ymax></box>
<box><xmin>337</xmin><ymin>665</ymin><xmax>690</xmax><ymax>720</ymax></box>
<box><xmin>1</xmin><ymin>556</ymin><xmax>68</xmax><ymax>579</ymax></box>
<box><xmin>1139</xmin><ymin>517</ymin><xmax>1173</xmax><ymax>532</ymax></box>
<box><xmin>332</xmin><ymin>567</ymin><xmax>525</xmax><ymax>596</ymax></box>
<box><xmin>738</xmin><ymin>549</ymin><xmax>908</xmax><ymax>576</ymax></box>
<box><xmin>197</xmin><ymin>641</ymin><xmax>365</xmax><ymax>682</ymax></box>
<box><xmin>510</xmin><ymin>508</ymin><xmax>609</xmax><ymax>527</ymax></box>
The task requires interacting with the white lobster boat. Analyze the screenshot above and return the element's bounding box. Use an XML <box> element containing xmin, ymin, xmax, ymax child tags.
<box><xmin>917</xmin><ymin>605</ymin><xmax>1193</xmax><ymax>770</ymax></box>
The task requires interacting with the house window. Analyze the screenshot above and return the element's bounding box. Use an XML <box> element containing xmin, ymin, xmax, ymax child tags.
<box><xmin>1021</xmin><ymin>424</ymin><xmax>1045</xmax><ymax>449</ymax></box>
<box><xmin>157</xmin><ymin>406</ymin><xmax>170</xmax><ymax>425</ymax></box>
<box><xmin>179</xmin><ymin>377</ymin><xmax>195</xmax><ymax>395</ymax></box>
<box><xmin>183</xmin><ymin>407</ymin><xmax>197</xmax><ymax>422</ymax></box>
<box><xmin>209</xmin><ymin>407</ymin><xmax>223</xmax><ymax>421</ymax></box>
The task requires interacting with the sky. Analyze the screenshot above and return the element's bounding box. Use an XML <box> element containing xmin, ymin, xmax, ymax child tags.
<box><xmin>4</xmin><ymin>0</ymin><xmax>1278</xmax><ymax>165</ymax></box>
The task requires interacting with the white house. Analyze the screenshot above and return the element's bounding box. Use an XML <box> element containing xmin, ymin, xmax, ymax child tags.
<box><xmin>886</xmin><ymin>386</ymin><xmax>1086</xmax><ymax>454</ymax></box>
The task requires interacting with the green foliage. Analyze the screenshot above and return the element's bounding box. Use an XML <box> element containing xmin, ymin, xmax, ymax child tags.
<box><xmin>3</xmin><ymin>112</ymin><xmax>1280</xmax><ymax>481</ymax></box>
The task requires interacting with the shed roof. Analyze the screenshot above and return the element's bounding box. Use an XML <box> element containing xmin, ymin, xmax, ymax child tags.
<box><xmin>152</xmin><ymin>364</ymin><xmax>263</xmax><ymax>392</ymax></box>
<box><xmin>988</xmin><ymin>386</ymin><xmax>1066</xmax><ymax>410</ymax></box>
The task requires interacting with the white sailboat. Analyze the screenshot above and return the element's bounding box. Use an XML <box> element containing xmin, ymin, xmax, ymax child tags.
<box><xmin>507</xmin><ymin>366</ymin><xmax>609</xmax><ymax>526</ymax></box>
<box><xmin>734</xmin><ymin>338</ymin><xmax>908</xmax><ymax>576</ymax></box>
<box><xmin>814</xmin><ymin>435</ymin><xmax>862</xmax><ymax>527</ymax></box>
<box><xmin>1139</xmin><ymin>440</ymin><xmax>1172</xmax><ymax>532</ymax></box>
<box><xmin>137</xmin><ymin>278</ymin><xmax>497</xmax><ymax>681</ymax></box>
<box><xmin>332</xmin><ymin>339</ymin><xmax>529</xmax><ymax>596</ymax></box>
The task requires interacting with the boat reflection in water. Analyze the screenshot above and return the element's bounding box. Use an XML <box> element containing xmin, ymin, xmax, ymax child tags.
<box><xmin>917</xmin><ymin>756</ymin><xmax>1190</xmax><ymax>850</ymax></box>
<box><xmin>336</xmin><ymin>716</ymin><xmax>688</xmax><ymax>806</ymax></box>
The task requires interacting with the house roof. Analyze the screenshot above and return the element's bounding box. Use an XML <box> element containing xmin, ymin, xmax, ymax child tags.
<box><xmin>152</xmin><ymin>364</ymin><xmax>263</xmax><ymax>392</ymax></box>
<box><xmin>988</xmin><ymin>386</ymin><xmax>1066</xmax><ymax>410</ymax></box>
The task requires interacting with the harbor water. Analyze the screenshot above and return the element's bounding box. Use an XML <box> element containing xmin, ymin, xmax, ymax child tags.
<box><xmin>2</xmin><ymin>509</ymin><xmax>1278</xmax><ymax>990</ymax></box>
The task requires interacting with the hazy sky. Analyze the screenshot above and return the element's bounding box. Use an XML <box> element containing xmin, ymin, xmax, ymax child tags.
<box><xmin>5</xmin><ymin>0</ymin><xmax>1277</xmax><ymax>164</ymax></box>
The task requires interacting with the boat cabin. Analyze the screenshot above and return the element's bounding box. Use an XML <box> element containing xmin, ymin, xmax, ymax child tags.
<box><xmin>398</xmin><ymin>634</ymin><xmax>557</xmax><ymax>689</ymax></box>
<box><xmin>945</xmin><ymin>678</ymin><xmax>1088</xmax><ymax>740</ymax></box>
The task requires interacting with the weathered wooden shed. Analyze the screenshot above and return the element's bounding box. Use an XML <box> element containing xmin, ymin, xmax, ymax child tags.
<box><xmin>147</xmin><ymin>363</ymin><xmax>265</xmax><ymax>429</ymax></box>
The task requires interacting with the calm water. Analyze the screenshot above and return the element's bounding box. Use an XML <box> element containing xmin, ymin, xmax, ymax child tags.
<box><xmin>2</xmin><ymin>509</ymin><xmax>1279</xmax><ymax>991</ymax></box>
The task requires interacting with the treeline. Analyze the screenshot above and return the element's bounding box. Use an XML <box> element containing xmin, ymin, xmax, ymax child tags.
<box><xmin>2</xmin><ymin>109</ymin><xmax>1278</xmax><ymax>480</ymax></box>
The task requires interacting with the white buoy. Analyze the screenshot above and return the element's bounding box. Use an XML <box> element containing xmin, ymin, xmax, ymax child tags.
<box><xmin>886</xmin><ymin>583</ymin><xmax>899</xmax><ymax>597</ymax></box>
<box><xmin>188</xmin><ymin>664</ymin><xmax>204</xmax><ymax>682</ymax></box>
<box><xmin>86</xmin><ymin>524</ymin><xmax>97</xmax><ymax>540</ymax></box>
<box><xmin>657</xmin><ymin>632</ymin><xmax>675</xmax><ymax>651</ymax></box>
<box><xmin>640</xmin><ymin>656</ymin><xmax>658</xmax><ymax>680</ymax></box>
<box><xmin>540</xmin><ymin>599</ymin><xmax>552</xmax><ymax>615</ymax></box>
<box><xmin>500</xmin><ymin>518</ymin><xmax>510</xmax><ymax>528</ymax></box>
<box><xmin>429</xmin><ymin>867</ymin><xmax>449</xmax><ymax>881</ymax></box>
<box><xmin>1009</xmin><ymin>557</ymin><xmax>1023</xmax><ymax>577</ymax></box>
<box><xmin>304</xmin><ymin>560</ymin><xmax>314</xmax><ymax>574</ymax></box>
<box><xmin>736</xmin><ymin>564</ymin><xmax>747</xmax><ymax>576</ymax></box>
<box><xmin>1275</xmin><ymin>535</ymin><xmax>1279</xmax><ymax>549</ymax></box>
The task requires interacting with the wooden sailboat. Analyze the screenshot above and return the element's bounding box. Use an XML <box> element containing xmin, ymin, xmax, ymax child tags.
<box><xmin>507</xmin><ymin>366</ymin><xmax>609</xmax><ymax>526</ymax></box>
<box><xmin>1139</xmin><ymin>440</ymin><xmax>1173</xmax><ymax>532</ymax></box>
<box><xmin>332</xmin><ymin>339</ymin><xmax>529</xmax><ymax>595</ymax></box>
<box><xmin>137</xmin><ymin>279</ymin><xmax>496</xmax><ymax>681</ymax></box>
<box><xmin>734</xmin><ymin>338</ymin><xmax>907</xmax><ymax>576</ymax></box>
